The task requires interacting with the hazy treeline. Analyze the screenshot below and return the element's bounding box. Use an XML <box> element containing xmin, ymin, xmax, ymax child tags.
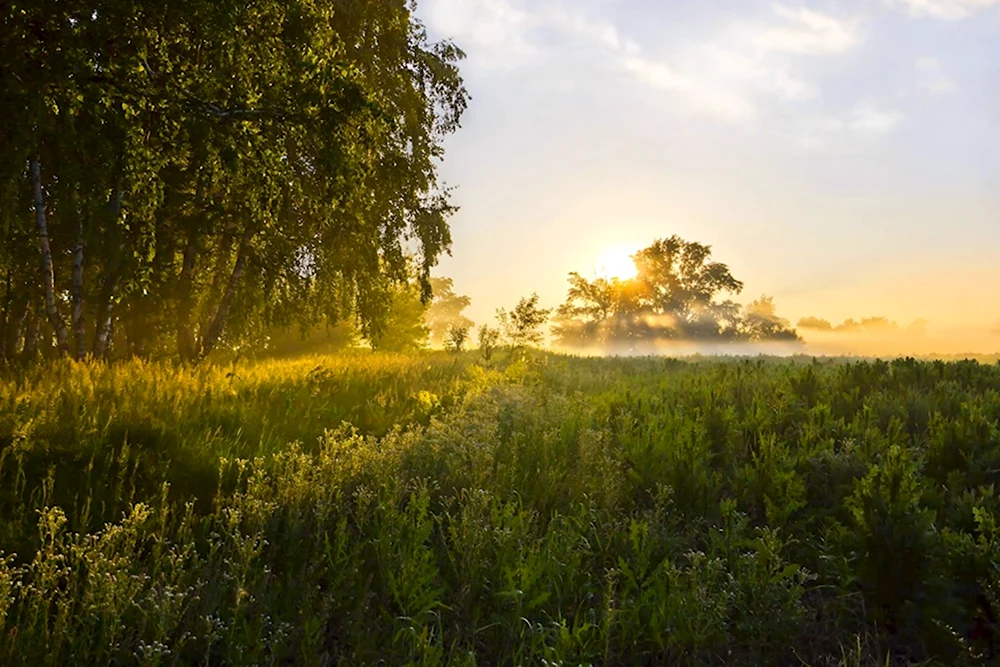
<box><xmin>340</xmin><ymin>236</ymin><xmax>803</xmax><ymax>357</ymax></box>
<box><xmin>0</xmin><ymin>0</ymin><xmax>467</xmax><ymax>362</ymax></box>
<box><xmin>798</xmin><ymin>316</ymin><xmax>927</xmax><ymax>335</ymax></box>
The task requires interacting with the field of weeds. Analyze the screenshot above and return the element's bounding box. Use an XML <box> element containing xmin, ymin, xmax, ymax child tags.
<box><xmin>1</xmin><ymin>352</ymin><xmax>1000</xmax><ymax>665</ymax></box>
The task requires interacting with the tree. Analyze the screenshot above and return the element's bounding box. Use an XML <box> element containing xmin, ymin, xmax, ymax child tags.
<box><xmin>0</xmin><ymin>0</ymin><xmax>468</xmax><ymax>362</ymax></box>
<box><xmin>444</xmin><ymin>325</ymin><xmax>470</xmax><ymax>353</ymax></box>
<box><xmin>497</xmin><ymin>294</ymin><xmax>551</xmax><ymax>350</ymax></box>
<box><xmin>552</xmin><ymin>272</ymin><xmax>649</xmax><ymax>347</ymax></box>
<box><xmin>740</xmin><ymin>296</ymin><xmax>799</xmax><ymax>342</ymax></box>
<box><xmin>425</xmin><ymin>277</ymin><xmax>473</xmax><ymax>347</ymax></box>
<box><xmin>553</xmin><ymin>236</ymin><xmax>801</xmax><ymax>348</ymax></box>
<box><xmin>477</xmin><ymin>325</ymin><xmax>500</xmax><ymax>362</ymax></box>
<box><xmin>632</xmin><ymin>236</ymin><xmax>744</xmax><ymax>340</ymax></box>
<box><xmin>798</xmin><ymin>316</ymin><xmax>902</xmax><ymax>334</ymax></box>
<box><xmin>797</xmin><ymin>317</ymin><xmax>834</xmax><ymax>332</ymax></box>
<box><xmin>369</xmin><ymin>281</ymin><xmax>430</xmax><ymax>353</ymax></box>
<box><xmin>558</xmin><ymin>273</ymin><xmax>617</xmax><ymax>322</ymax></box>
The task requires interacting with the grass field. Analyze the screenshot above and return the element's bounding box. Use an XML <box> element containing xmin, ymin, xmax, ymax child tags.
<box><xmin>2</xmin><ymin>351</ymin><xmax>1000</xmax><ymax>665</ymax></box>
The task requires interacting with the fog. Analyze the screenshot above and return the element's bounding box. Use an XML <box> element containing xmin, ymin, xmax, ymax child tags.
<box><xmin>552</xmin><ymin>323</ymin><xmax>1000</xmax><ymax>361</ymax></box>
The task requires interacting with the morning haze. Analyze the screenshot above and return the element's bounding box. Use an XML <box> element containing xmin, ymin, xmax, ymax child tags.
<box><xmin>421</xmin><ymin>0</ymin><xmax>1000</xmax><ymax>355</ymax></box>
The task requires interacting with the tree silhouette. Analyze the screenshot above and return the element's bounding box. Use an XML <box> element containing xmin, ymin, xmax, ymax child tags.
<box><xmin>497</xmin><ymin>294</ymin><xmax>551</xmax><ymax>350</ymax></box>
<box><xmin>740</xmin><ymin>296</ymin><xmax>799</xmax><ymax>342</ymax></box>
<box><xmin>554</xmin><ymin>236</ymin><xmax>799</xmax><ymax>348</ymax></box>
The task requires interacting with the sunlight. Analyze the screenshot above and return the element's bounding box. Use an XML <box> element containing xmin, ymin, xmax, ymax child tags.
<box><xmin>595</xmin><ymin>246</ymin><xmax>639</xmax><ymax>281</ymax></box>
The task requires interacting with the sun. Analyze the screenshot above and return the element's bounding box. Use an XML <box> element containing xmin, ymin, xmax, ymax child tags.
<box><xmin>595</xmin><ymin>246</ymin><xmax>639</xmax><ymax>281</ymax></box>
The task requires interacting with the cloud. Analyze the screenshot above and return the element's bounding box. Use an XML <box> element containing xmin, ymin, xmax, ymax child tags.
<box><xmin>700</xmin><ymin>44</ymin><xmax>820</xmax><ymax>102</ymax></box>
<box><xmin>421</xmin><ymin>1</ymin><xmax>874</xmax><ymax>133</ymax></box>
<box><xmin>915</xmin><ymin>57</ymin><xmax>959</xmax><ymax>94</ymax></box>
<box><xmin>543</xmin><ymin>7</ymin><xmax>626</xmax><ymax>51</ymax></box>
<box><xmin>893</xmin><ymin>0</ymin><xmax>1000</xmax><ymax>20</ymax></box>
<box><xmin>749</xmin><ymin>5</ymin><xmax>861</xmax><ymax>55</ymax></box>
<box><xmin>621</xmin><ymin>55</ymin><xmax>758</xmax><ymax>120</ymax></box>
<box><xmin>850</xmin><ymin>105</ymin><xmax>905</xmax><ymax>132</ymax></box>
<box><xmin>421</xmin><ymin>0</ymin><xmax>536</xmax><ymax>68</ymax></box>
<box><xmin>791</xmin><ymin>104</ymin><xmax>904</xmax><ymax>150</ymax></box>
<box><xmin>619</xmin><ymin>5</ymin><xmax>859</xmax><ymax>119</ymax></box>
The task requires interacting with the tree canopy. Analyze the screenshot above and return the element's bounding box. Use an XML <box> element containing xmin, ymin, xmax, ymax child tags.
<box><xmin>0</xmin><ymin>0</ymin><xmax>467</xmax><ymax>361</ymax></box>
<box><xmin>553</xmin><ymin>236</ymin><xmax>799</xmax><ymax>349</ymax></box>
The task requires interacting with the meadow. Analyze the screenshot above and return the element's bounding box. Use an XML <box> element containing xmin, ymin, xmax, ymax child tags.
<box><xmin>1</xmin><ymin>351</ymin><xmax>1000</xmax><ymax>665</ymax></box>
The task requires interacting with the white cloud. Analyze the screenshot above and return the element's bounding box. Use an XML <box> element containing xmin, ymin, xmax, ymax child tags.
<box><xmin>700</xmin><ymin>45</ymin><xmax>820</xmax><ymax>102</ymax></box>
<box><xmin>422</xmin><ymin>0</ymin><xmax>881</xmax><ymax>140</ymax></box>
<box><xmin>621</xmin><ymin>55</ymin><xmax>758</xmax><ymax>120</ymax></box>
<box><xmin>893</xmin><ymin>0</ymin><xmax>1000</xmax><ymax>20</ymax></box>
<box><xmin>421</xmin><ymin>0</ymin><xmax>536</xmax><ymax>68</ymax></box>
<box><xmin>791</xmin><ymin>104</ymin><xmax>905</xmax><ymax>150</ymax></box>
<box><xmin>618</xmin><ymin>4</ymin><xmax>859</xmax><ymax>118</ymax></box>
<box><xmin>850</xmin><ymin>105</ymin><xmax>905</xmax><ymax>132</ymax></box>
<box><xmin>749</xmin><ymin>5</ymin><xmax>861</xmax><ymax>55</ymax></box>
<box><xmin>915</xmin><ymin>56</ymin><xmax>959</xmax><ymax>94</ymax></box>
<box><xmin>544</xmin><ymin>8</ymin><xmax>624</xmax><ymax>51</ymax></box>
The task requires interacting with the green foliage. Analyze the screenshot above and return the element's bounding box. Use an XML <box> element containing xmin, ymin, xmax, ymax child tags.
<box><xmin>0</xmin><ymin>0</ymin><xmax>468</xmax><ymax>362</ymax></box>
<box><xmin>496</xmin><ymin>294</ymin><xmax>551</xmax><ymax>350</ymax></box>
<box><xmin>369</xmin><ymin>281</ymin><xmax>430</xmax><ymax>353</ymax></box>
<box><xmin>1</xmin><ymin>354</ymin><xmax>1000</xmax><ymax>664</ymax></box>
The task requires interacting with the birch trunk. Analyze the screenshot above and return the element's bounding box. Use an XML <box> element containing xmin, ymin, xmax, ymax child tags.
<box><xmin>176</xmin><ymin>228</ymin><xmax>198</xmax><ymax>361</ymax></box>
<box><xmin>199</xmin><ymin>230</ymin><xmax>235</xmax><ymax>339</ymax></box>
<box><xmin>71</xmin><ymin>191</ymin><xmax>86</xmax><ymax>359</ymax></box>
<box><xmin>30</xmin><ymin>158</ymin><xmax>69</xmax><ymax>353</ymax></box>
<box><xmin>199</xmin><ymin>227</ymin><xmax>252</xmax><ymax>360</ymax></box>
<box><xmin>92</xmin><ymin>183</ymin><xmax>125</xmax><ymax>359</ymax></box>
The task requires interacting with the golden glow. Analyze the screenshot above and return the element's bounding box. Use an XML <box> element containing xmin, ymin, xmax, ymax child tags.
<box><xmin>595</xmin><ymin>246</ymin><xmax>638</xmax><ymax>281</ymax></box>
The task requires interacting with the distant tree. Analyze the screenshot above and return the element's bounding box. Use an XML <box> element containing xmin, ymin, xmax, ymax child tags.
<box><xmin>477</xmin><ymin>325</ymin><xmax>500</xmax><ymax>361</ymax></box>
<box><xmin>633</xmin><ymin>236</ymin><xmax>744</xmax><ymax>339</ymax></box>
<box><xmin>798</xmin><ymin>316</ymin><xmax>902</xmax><ymax>335</ymax></box>
<box><xmin>838</xmin><ymin>317</ymin><xmax>897</xmax><ymax>333</ymax></box>
<box><xmin>369</xmin><ymin>282</ymin><xmax>429</xmax><ymax>352</ymax></box>
<box><xmin>558</xmin><ymin>273</ymin><xmax>617</xmax><ymax>322</ymax></box>
<box><xmin>554</xmin><ymin>235</ymin><xmax>754</xmax><ymax>347</ymax></box>
<box><xmin>425</xmin><ymin>278</ymin><xmax>474</xmax><ymax>347</ymax></box>
<box><xmin>798</xmin><ymin>317</ymin><xmax>834</xmax><ymax>331</ymax></box>
<box><xmin>497</xmin><ymin>294</ymin><xmax>551</xmax><ymax>349</ymax></box>
<box><xmin>445</xmin><ymin>325</ymin><xmax>470</xmax><ymax>353</ymax></box>
<box><xmin>740</xmin><ymin>296</ymin><xmax>800</xmax><ymax>342</ymax></box>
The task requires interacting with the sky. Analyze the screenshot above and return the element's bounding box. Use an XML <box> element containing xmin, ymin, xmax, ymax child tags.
<box><xmin>417</xmin><ymin>0</ymin><xmax>1000</xmax><ymax>353</ymax></box>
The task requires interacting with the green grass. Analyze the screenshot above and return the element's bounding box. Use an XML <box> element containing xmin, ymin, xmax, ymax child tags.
<box><xmin>1</xmin><ymin>351</ymin><xmax>1000</xmax><ymax>665</ymax></box>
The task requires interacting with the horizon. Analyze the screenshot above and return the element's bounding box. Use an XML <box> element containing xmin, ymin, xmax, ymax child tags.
<box><xmin>419</xmin><ymin>0</ymin><xmax>1000</xmax><ymax>354</ymax></box>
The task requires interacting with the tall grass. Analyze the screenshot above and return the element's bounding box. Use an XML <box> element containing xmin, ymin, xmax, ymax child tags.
<box><xmin>1</xmin><ymin>352</ymin><xmax>998</xmax><ymax>664</ymax></box>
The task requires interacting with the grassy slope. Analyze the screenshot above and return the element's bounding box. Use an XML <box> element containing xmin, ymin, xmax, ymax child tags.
<box><xmin>1</xmin><ymin>352</ymin><xmax>1000</xmax><ymax>665</ymax></box>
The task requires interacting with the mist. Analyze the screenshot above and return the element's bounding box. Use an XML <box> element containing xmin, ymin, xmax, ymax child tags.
<box><xmin>552</xmin><ymin>323</ymin><xmax>1000</xmax><ymax>361</ymax></box>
